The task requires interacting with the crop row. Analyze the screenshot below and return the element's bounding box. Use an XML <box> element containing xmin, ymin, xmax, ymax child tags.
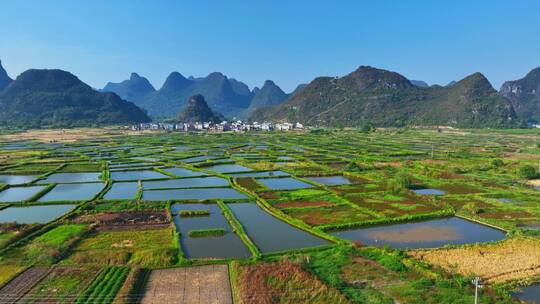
<box><xmin>75</xmin><ymin>266</ymin><xmax>129</xmax><ymax>304</ymax></box>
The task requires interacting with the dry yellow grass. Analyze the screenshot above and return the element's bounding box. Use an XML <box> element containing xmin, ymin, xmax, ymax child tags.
<box><xmin>0</xmin><ymin>127</ymin><xmax>161</xmax><ymax>143</ymax></box>
<box><xmin>409</xmin><ymin>237</ymin><xmax>540</xmax><ymax>284</ymax></box>
<box><xmin>0</xmin><ymin>265</ymin><xmax>26</xmax><ymax>286</ymax></box>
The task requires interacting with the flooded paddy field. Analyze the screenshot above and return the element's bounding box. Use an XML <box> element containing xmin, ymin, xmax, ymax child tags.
<box><xmin>0</xmin><ymin>128</ymin><xmax>539</xmax><ymax>303</ymax></box>
<box><xmin>171</xmin><ymin>203</ymin><xmax>251</xmax><ymax>259</ymax></box>
<box><xmin>330</xmin><ymin>217</ymin><xmax>506</xmax><ymax>248</ymax></box>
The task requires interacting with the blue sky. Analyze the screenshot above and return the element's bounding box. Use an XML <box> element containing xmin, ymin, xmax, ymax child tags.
<box><xmin>1</xmin><ymin>0</ymin><xmax>539</xmax><ymax>92</ymax></box>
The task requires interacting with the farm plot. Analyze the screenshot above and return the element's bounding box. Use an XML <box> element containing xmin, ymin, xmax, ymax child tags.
<box><xmin>75</xmin><ymin>266</ymin><xmax>129</xmax><ymax>304</ymax></box>
<box><xmin>20</xmin><ymin>266</ymin><xmax>100</xmax><ymax>303</ymax></box>
<box><xmin>71</xmin><ymin>211</ymin><xmax>170</xmax><ymax>231</ymax></box>
<box><xmin>0</xmin><ymin>267</ymin><xmax>50</xmax><ymax>304</ymax></box>
<box><xmin>409</xmin><ymin>237</ymin><xmax>540</xmax><ymax>284</ymax></box>
<box><xmin>141</xmin><ymin>265</ymin><xmax>232</xmax><ymax>304</ymax></box>
<box><xmin>235</xmin><ymin>260</ymin><xmax>349</xmax><ymax>304</ymax></box>
<box><xmin>64</xmin><ymin>228</ymin><xmax>176</xmax><ymax>267</ymax></box>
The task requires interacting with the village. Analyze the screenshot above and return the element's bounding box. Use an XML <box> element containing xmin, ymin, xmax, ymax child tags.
<box><xmin>130</xmin><ymin>120</ymin><xmax>305</xmax><ymax>132</ymax></box>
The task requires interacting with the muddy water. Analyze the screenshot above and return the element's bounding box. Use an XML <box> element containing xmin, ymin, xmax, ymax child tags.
<box><xmin>228</xmin><ymin>203</ymin><xmax>328</xmax><ymax>253</ymax></box>
<box><xmin>330</xmin><ymin>217</ymin><xmax>506</xmax><ymax>249</ymax></box>
<box><xmin>171</xmin><ymin>203</ymin><xmax>251</xmax><ymax>259</ymax></box>
<box><xmin>305</xmin><ymin>176</ymin><xmax>352</xmax><ymax>186</ymax></box>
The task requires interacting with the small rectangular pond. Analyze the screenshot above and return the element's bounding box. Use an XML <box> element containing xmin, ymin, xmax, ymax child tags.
<box><xmin>228</xmin><ymin>171</ymin><xmax>289</xmax><ymax>178</ymax></box>
<box><xmin>0</xmin><ymin>175</ymin><xmax>37</xmax><ymax>185</ymax></box>
<box><xmin>143</xmin><ymin>177</ymin><xmax>229</xmax><ymax>190</ymax></box>
<box><xmin>110</xmin><ymin>170</ymin><xmax>168</xmax><ymax>181</ymax></box>
<box><xmin>142</xmin><ymin>188</ymin><xmax>248</xmax><ymax>201</ymax></box>
<box><xmin>181</xmin><ymin>155</ymin><xmax>220</xmax><ymax>163</ymax></box>
<box><xmin>0</xmin><ymin>204</ymin><xmax>76</xmax><ymax>224</ymax></box>
<box><xmin>38</xmin><ymin>183</ymin><xmax>105</xmax><ymax>202</ymax></box>
<box><xmin>171</xmin><ymin>203</ymin><xmax>251</xmax><ymax>259</ymax></box>
<box><xmin>258</xmin><ymin>177</ymin><xmax>314</xmax><ymax>190</ymax></box>
<box><xmin>305</xmin><ymin>176</ymin><xmax>352</xmax><ymax>186</ymax></box>
<box><xmin>330</xmin><ymin>217</ymin><xmax>506</xmax><ymax>249</ymax></box>
<box><xmin>103</xmin><ymin>182</ymin><xmax>139</xmax><ymax>200</ymax></box>
<box><xmin>40</xmin><ymin>172</ymin><xmax>102</xmax><ymax>184</ymax></box>
<box><xmin>228</xmin><ymin>203</ymin><xmax>329</xmax><ymax>253</ymax></box>
<box><xmin>204</xmin><ymin>164</ymin><xmax>253</xmax><ymax>173</ymax></box>
<box><xmin>411</xmin><ymin>188</ymin><xmax>445</xmax><ymax>195</ymax></box>
<box><xmin>0</xmin><ymin>186</ymin><xmax>46</xmax><ymax>202</ymax></box>
<box><xmin>164</xmin><ymin>168</ymin><xmax>207</xmax><ymax>177</ymax></box>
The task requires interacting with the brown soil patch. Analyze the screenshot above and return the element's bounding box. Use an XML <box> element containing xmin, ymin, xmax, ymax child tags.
<box><xmin>274</xmin><ymin>200</ymin><xmax>333</xmax><ymax>209</ymax></box>
<box><xmin>0</xmin><ymin>267</ymin><xmax>50</xmax><ymax>304</ymax></box>
<box><xmin>237</xmin><ymin>260</ymin><xmax>349</xmax><ymax>304</ymax></box>
<box><xmin>72</xmin><ymin>211</ymin><xmax>169</xmax><ymax>231</ymax></box>
<box><xmin>141</xmin><ymin>265</ymin><xmax>232</xmax><ymax>304</ymax></box>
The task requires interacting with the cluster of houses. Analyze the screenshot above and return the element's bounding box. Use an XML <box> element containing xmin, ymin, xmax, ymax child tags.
<box><xmin>130</xmin><ymin>121</ymin><xmax>304</xmax><ymax>132</ymax></box>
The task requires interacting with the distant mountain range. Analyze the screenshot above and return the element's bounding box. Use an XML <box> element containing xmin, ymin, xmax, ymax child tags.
<box><xmin>3</xmin><ymin>58</ymin><xmax>540</xmax><ymax>129</ymax></box>
<box><xmin>0</xmin><ymin>67</ymin><xmax>149</xmax><ymax>128</ymax></box>
<box><xmin>102</xmin><ymin>72</ymin><xmax>290</xmax><ymax>119</ymax></box>
<box><xmin>251</xmin><ymin>66</ymin><xmax>519</xmax><ymax>128</ymax></box>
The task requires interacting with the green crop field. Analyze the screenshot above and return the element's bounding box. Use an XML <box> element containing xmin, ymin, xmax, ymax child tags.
<box><xmin>0</xmin><ymin>127</ymin><xmax>538</xmax><ymax>303</ymax></box>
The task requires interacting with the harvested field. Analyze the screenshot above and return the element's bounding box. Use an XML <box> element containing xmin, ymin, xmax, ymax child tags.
<box><xmin>141</xmin><ymin>265</ymin><xmax>232</xmax><ymax>304</ymax></box>
<box><xmin>236</xmin><ymin>260</ymin><xmax>349</xmax><ymax>304</ymax></box>
<box><xmin>20</xmin><ymin>266</ymin><xmax>100</xmax><ymax>303</ymax></box>
<box><xmin>409</xmin><ymin>237</ymin><xmax>540</xmax><ymax>284</ymax></box>
<box><xmin>72</xmin><ymin>211</ymin><xmax>169</xmax><ymax>231</ymax></box>
<box><xmin>0</xmin><ymin>267</ymin><xmax>50</xmax><ymax>304</ymax></box>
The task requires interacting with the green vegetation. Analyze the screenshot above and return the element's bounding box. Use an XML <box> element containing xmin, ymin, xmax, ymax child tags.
<box><xmin>187</xmin><ymin>228</ymin><xmax>226</xmax><ymax>238</ymax></box>
<box><xmin>178</xmin><ymin>209</ymin><xmax>210</xmax><ymax>217</ymax></box>
<box><xmin>0</xmin><ymin>127</ymin><xmax>539</xmax><ymax>303</ymax></box>
<box><xmin>75</xmin><ymin>266</ymin><xmax>129</xmax><ymax>304</ymax></box>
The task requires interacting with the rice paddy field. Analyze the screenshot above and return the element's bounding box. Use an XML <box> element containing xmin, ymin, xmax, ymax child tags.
<box><xmin>0</xmin><ymin>127</ymin><xmax>538</xmax><ymax>303</ymax></box>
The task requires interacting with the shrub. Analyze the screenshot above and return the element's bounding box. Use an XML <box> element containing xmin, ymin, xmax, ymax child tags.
<box><xmin>491</xmin><ymin>159</ymin><xmax>504</xmax><ymax>168</ymax></box>
<box><xmin>518</xmin><ymin>165</ymin><xmax>537</xmax><ymax>179</ymax></box>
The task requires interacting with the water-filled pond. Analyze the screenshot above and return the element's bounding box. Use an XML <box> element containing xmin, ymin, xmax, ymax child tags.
<box><xmin>164</xmin><ymin>167</ymin><xmax>207</xmax><ymax>177</ymax></box>
<box><xmin>38</xmin><ymin>183</ymin><xmax>105</xmax><ymax>202</ymax></box>
<box><xmin>171</xmin><ymin>203</ymin><xmax>251</xmax><ymax>259</ymax></box>
<box><xmin>40</xmin><ymin>172</ymin><xmax>102</xmax><ymax>183</ymax></box>
<box><xmin>330</xmin><ymin>217</ymin><xmax>506</xmax><ymax>249</ymax></box>
<box><xmin>142</xmin><ymin>188</ymin><xmax>248</xmax><ymax>201</ymax></box>
<box><xmin>103</xmin><ymin>182</ymin><xmax>139</xmax><ymax>200</ymax></box>
<box><xmin>512</xmin><ymin>284</ymin><xmax>540</xmax><ymax>304</ymax></box>
<box><xmin>204</xmin><ymin>164</ymin><xmax>253</xmax><ymax>173</ymax></box>
<box><xmin>181</xmin><ymin>155</ymin><xmax>220</xmax><ymax>163</ymax></box>
<box><xmin>0</xmin><ymin>204</ymin><xmax>76</xmax><ymax>223</ymax></box>
<box><xmin>258</xmin><ymin>177</ymin><xmax>314</xmax><ymax>190</ymax></box>
<box><xmin>305</xmin><ymin>176</ymin><xmax>352</xmax><ymax>186</ymax></box>
<box><xmin>0</xmin><ymin>186</ymin><xmax>46</xmax><ymax>202</ymax></box>
<box><xmin>228</xmin><ymin>203</ymin><xmax>329</xmax><ymax>253</ymax></box>
<box><xmin>110</xmin><ymin>170</ymin><xmax>168</xmax><ymax>181</ymax></box>
<box><xmin>412</xmin><ymin>188</ymin><xmax>445</xmax><ymax>195</ymax></box>
<box><xmin>0</xmin><ymin>175</ymin><xmax>37</xmax><ymax>185</ymax></box>
<box><xmin>228</xmin><ymin>171</ymin><xmax>289</xmax><ymax>178</ymax></box>
<box><xmin>143</xmin><ymin>177</ymin><xmax>229</xmax><ymax>189</ymax></box>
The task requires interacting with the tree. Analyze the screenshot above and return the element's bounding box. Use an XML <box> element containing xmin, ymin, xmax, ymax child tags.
<box><xmin>518</xmin><ymin>165</ymin><xmax>537</xmax><ymax>179</ymax></box>
<box><xmin>491</xmin><ymin>159</ymin><xmax>504</xmax><ymax>168</ymax></box>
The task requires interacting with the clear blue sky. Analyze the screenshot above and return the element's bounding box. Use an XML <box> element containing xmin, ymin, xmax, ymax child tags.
<box><xmin>1</xmin><ymin>0</ymin><xmax>539</xmax><ymax>92</ymax></box>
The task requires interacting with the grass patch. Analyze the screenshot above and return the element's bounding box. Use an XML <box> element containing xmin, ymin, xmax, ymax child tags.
<box><xmin>178</xmin><ymin>209</ymin><xmax>210</xmax><ymax>217</ymax></box>
<box><xmin>188</xmin><ymin>228</ymin><xmax>226</xmax><ymax>238</ymax></box>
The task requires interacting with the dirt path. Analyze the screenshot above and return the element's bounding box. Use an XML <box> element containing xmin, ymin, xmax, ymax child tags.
<box><xmin>0</xmin><ymin>267</ymin><xmax>50</xmax><ymax>304</ymax></box>
<box><xmin>141</xmin><ymin>265</ymin><xmax>232</xmax><ymax>304</ymax></box>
